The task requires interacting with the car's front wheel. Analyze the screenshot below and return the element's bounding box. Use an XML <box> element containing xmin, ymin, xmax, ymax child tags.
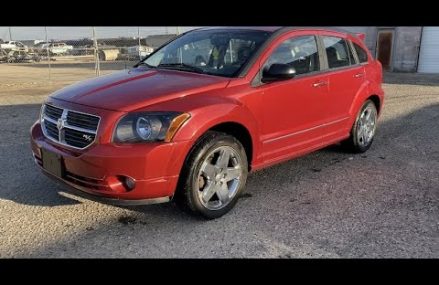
<box><xmin>342</xmin><ymin>99</ymin><xmax>378</xmax><ymax>153</ymax></box>
<box><xmin>175</xmin><ymin>131</ymin><xmax>248</xmax><ymax>219</ymax></box>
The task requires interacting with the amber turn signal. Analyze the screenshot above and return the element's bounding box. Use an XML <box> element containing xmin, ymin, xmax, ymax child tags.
<box><xmin>164</xmin><ymin>113</ymin><xmax>191</xmax><ymax>142</ymax></box>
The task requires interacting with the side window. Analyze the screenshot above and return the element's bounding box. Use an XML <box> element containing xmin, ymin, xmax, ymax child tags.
<box><xmin>353</xmin><ymin>43</ymin><xmax>368</xmax><ymax>63</ymax></box>
<box><xmin>322</xmin><ymin>36</ymin><xmax>351</xmax><ymax>68</ymax></box>
<box><xmin>265</xmin><ymin>35</ymin><xmax>320</xmax><ymax>75</ymax></box>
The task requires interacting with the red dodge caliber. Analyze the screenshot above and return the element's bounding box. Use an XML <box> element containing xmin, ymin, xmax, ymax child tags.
<box><xmin>31</xmin><ymin>27</ymin><xmax>384</xmax><ymax>219</ymax></box>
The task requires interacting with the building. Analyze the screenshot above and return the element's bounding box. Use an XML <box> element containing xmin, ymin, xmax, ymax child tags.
<box><xmin>143</xmin><ymin>34</ymin><xmax>177</xmax><ymax>48</ymax></box>
<box><xmin>340</xmin><ymin>26</ymin><xmax>439</xmax><ymax>73</ymax></box>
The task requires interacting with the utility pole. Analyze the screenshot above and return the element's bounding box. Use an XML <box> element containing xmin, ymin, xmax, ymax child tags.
<box><xmin>138</xmin><ymin>26</ymin><xmax>141</xmax><ymax>60</ymax></box>
<box><xmin>92</xmin><ymin>27</ymin><xmax>100</xmax><ymax>76</ymax></box>
<box><xmin>45</xmin><ymin>26</ymin><xmax>51</xmax><ymax>81</ymax></box>
<box><xmin>8</xmin><ymin>27</ymin><xmax>12</xmax><ymax>41</ymax></box>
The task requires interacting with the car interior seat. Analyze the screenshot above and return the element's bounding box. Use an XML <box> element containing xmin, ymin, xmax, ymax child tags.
<box><xmin>326</xmin><ymin>46</ymin><xmax>348</xmax><ymax>68</ymax></box>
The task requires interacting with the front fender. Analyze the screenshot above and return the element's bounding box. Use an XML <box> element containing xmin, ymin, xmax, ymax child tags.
<box><xmin>173</xmin><ymin>96</ymin><xmax>260</xmax><ymax>158</ymax></box>
<box><xmin>144</xmin><ymin>94</ymin><xmax>262</xmax><ymax>181</ymax></box>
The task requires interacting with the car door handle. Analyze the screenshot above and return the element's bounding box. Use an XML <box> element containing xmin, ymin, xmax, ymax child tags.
<box><xmin>354</xmin><ymin>73</ymin><xmax>364</xmax><ymax>78</ymax></box>
<box><xmin>312</xmin><ymin>81</ymin><xmax>328</xmax><ymax>88</ymax></box>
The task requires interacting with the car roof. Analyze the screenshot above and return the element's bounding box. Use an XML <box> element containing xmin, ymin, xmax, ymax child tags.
<box><xmin>193</xmin><ymin>26</ymin><xmax>357</xmax><ymax>37</ymax></box>
<box><xmin>196</xmin><ymin>26</ymin><xmax>283</xmax><ymax>32</ymax></box>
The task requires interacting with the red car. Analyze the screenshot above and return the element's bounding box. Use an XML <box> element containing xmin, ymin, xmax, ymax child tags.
<box><xmin>31</xmin><ymin>27</ymin><xmax>384</xmax><ymax>219</ymax></box>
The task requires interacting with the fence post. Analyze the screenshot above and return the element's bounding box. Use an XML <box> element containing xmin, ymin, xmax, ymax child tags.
<box><xmin>92</xmin><ymin>27</ymin><xmax>100</xmax><ymax>76</ymax></box>
<box><xmin>45</xmin><ymin>27</ymin><xmax>51</xmax><ymax>81</ymax></box>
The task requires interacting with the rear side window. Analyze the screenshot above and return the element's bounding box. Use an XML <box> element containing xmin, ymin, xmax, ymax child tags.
<box><xmin>322</xmin><ymin>36</ymin><xmax>351</xmax><ymax>69</ymax></box>
<box><xmin>353</xmin><ymin>43</ymin><xmax>368</xmax><ymax>63</ymax></box>
<box><xmin>265</xmin><ymin>35</ymin><xmax>320</xmax><ymax>75</ymax></box>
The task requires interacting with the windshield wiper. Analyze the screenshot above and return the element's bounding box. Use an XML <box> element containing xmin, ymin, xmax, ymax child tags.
<box><xmin>157</xmin><ymin>63</ymin><xmax>204</xmax><ymax>74</ymax></box>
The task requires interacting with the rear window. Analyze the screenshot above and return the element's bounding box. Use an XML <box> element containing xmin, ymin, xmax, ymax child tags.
<box><xmin>353</xmin><ymin>43</ymin><xmax>368</xmax><ymax>63</ymax></box>
<box><xmin>322</xmin><ymin>36</ymin><xmax>351</xmax><ymax>69</ymax></box>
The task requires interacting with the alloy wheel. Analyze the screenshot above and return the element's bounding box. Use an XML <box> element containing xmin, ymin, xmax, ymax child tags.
<box><xmin>196</xmin><ymin>146</ymin><xmax>243</xmax><ymax>210</ymax></box>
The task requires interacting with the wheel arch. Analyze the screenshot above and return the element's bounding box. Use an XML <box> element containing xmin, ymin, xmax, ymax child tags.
<box><xmin>367</xmin><ymin>94</ymin><xmax>382</xmax><ymax>114</ymax></box>
<box><xmin>206</xmin><ymin>121</ymin><xmax>253</xmax><ymax>171</ymax></box>
<box><xmin>171</xmin><ymin>100</ymin><xmax>261</xmax><ymax>171</ymax></box>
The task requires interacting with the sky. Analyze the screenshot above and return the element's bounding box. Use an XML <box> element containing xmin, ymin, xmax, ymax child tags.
<box><xmin>0</xmin><ymin>27</ymin><xmax>200</xmax><ymax>41</ymax></box>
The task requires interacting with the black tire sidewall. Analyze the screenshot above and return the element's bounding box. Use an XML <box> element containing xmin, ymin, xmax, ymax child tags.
<box><xmin>352</xmin><ymin>100</ymin><xmax>377</xmax><ymax>152</ymax></box>
<box><xmin>181</xmin><ymin>132</ymin><xmax>248</xmax><ymax>219</ymax></box>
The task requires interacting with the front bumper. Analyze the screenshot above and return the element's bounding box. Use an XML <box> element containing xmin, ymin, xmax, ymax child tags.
<box><xmin>30</xmin><ymin>121</ymin><xmax>192</xmax><ymax>203</ymax></box>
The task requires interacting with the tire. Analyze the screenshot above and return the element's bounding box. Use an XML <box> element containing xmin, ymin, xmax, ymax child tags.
<box><xmin>174</xmin><ymin>131</ymin><xmax>248</xmax><ymax>219</ymax></box>
<box><xmin>342</xmin><ymin>99</ymin><xmax>378</xmax><ymax>153</ymax></box>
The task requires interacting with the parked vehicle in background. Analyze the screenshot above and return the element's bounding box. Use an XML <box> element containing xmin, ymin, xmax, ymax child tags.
<box><xmin>7</xmin><ymin>50</ymin><xmax>41</xmax><ymax>63</ymax></box>
<box><xmin>0</xmin><ymin>49</ymin><xmax>8</xmax><ymax>62</ymax></box>
<box><xmin>0</xmin><ymin>41</ymin><xmax>29</xmax><ymax>52</ymax></box>
<box><xmin>127</xmin><ymin>45</ymin><xmax>154</xmax><ymax>59</ymax></box>
<box><xmin>31</xmin><ymin>27</ymin><xmax>384</xmax><ymax>219</ymax></box>
<box><xmin>41</xmin><ymin>42</ymin><xmax>73</xmax><ymax>55</ymax></box>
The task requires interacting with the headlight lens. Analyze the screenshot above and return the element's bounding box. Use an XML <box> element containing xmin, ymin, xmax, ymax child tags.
<box><xmin>113</xmin><ymin>112</ymin><xmax>190</xmax><ymax>143</ymax></box>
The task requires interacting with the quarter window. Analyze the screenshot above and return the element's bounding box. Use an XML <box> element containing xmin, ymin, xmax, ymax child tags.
<box><xmin>265</xmin><ymin>35</ymin><xmax>319</xmax><ymax>75</ymax></box>
<box><xmin>353</xmin><ymin>43</ymin><xmax>368</xmax><ymax>63</ymax></box>
<box><xmin>322</xmin><ymin>36</ymin><xmax>351</xmax><ymax>68</ymax></box>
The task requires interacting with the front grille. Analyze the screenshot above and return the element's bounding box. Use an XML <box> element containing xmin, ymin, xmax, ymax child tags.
<box><xmin>41</xmin><ymin>104</ymin><xmax>100</xmax><ymax>149</ymax></box>
<box><xmin>67</xmin><ymin>111</ymin><xmax>99</xmax><ymax>130</ymax></box>
<box><xmin>44</xmin><ymin>104</ymin><xmax>63</xmax><ymax>121</ymax></box>
<box><xmin>65</xmin><ymin>128</ymin><xmax>96</xmax><ymax>148</ymax></box>
<box><xmin>44</xmin><ymin>120</ymin><xmax>59</xmax><ymax>141</ymax></box>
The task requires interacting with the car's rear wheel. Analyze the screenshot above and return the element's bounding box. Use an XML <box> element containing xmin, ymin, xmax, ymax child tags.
<box><xmin>342</xmin><ymin>99</ymin><xmax>378</xmax><ymax>153</ymax></box>
<box><xmin>175</xmin><ymin>131</ymin><xmax>248</xmax><ymax>219</ymax></box>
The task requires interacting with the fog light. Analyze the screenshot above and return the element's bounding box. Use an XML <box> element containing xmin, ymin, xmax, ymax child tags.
<box><xmin>124</xmin><ymin>177</ymin><xmax>136</xmax><ymax>190</ymax></box>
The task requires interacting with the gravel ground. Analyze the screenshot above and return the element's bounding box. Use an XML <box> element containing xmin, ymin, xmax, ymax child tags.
<box><xmin>0</xmin><ymin>65</ymin><xmax>438</xmax><ymax>258</ymax></box>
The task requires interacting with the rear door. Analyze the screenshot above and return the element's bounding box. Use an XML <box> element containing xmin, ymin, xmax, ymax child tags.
<box><xmin>320</xmin><ymin>34</ymin><xmax>365</xmax><ymax>138</ymax></box>
<box><xmin>258</xmin><ymin>33</ymin><xmax>329</xmax><ymax>163</ymax></box>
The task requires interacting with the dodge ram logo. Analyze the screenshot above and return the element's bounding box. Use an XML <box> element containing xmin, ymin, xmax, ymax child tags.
<box><xmin>56</xmin><ymin>118</ymin><xmax>66</xmax><ymax>131</ymax></box>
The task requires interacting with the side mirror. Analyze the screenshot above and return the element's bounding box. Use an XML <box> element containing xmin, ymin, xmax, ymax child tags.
<box><xmin>262</xmin><ymin>63</ymin><xmax>296</xmax><ymax>83</ymax></box>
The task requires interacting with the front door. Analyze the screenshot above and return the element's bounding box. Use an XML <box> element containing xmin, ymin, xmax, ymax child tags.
<box><xmin>258</xmin><ymin>35</ymin><xmax>328</xmax><ymax>164</ymax></box>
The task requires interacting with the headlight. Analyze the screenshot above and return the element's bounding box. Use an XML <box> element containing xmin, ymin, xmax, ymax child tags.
<box><xmin>113</xmin><ymin>112</ymin><xmax>190</xmax><ymax>143</ymax></box>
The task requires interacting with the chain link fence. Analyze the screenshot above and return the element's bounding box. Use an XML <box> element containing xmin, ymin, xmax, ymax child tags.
<box><xmin>0</xmin><ymin>27</ymin><xmax>198</xmax><ymax>83</ymax></box>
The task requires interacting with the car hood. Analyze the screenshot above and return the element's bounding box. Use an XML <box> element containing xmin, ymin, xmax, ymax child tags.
<box><xmin>51</xmin><ymin>68</ymin><xmax>230</xmax><ymax>112</ymax></box>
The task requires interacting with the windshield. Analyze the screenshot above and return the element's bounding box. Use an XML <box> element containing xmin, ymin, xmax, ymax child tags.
<box><xmin>141</xmin><ymin>29</ymin><xmax>272</xmax><ymax>77</ymax></box>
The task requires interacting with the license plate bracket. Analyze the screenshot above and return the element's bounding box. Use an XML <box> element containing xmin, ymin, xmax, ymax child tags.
<box><xmin>41</xmin><ymin>148</ymin><xmax>65</xmax><ymax>178</ymax></box>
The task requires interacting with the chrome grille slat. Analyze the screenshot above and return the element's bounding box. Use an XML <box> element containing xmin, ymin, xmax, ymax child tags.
<box><xmin>44</xmin><ymin>120</ymin><xmax>59</xmax><ymax>140</ymax></box>
<box><xmin>67</xmin><ymin>112</ymin><xmax>99</xmax><ymax>130</ymax></box>
<box><xmin>44</xmin><ymin>105</ymin><xmax>63</xmax><ymax>120</ymax></box>
<box><xmin>41</xmin><ymin>104</ymin><xmax>101</xmax><ymax>150</ymax></box>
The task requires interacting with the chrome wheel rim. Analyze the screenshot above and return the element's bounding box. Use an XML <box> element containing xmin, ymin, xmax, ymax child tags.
<box><xmin>196</xmin><ymin>146</ymin><xmax>243</xmax><ymax>210</ymax></box>
<box><xmin>357</xmin><ymin>105</ymin><xmax>377</xmax><ymax>147</ymax></box>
